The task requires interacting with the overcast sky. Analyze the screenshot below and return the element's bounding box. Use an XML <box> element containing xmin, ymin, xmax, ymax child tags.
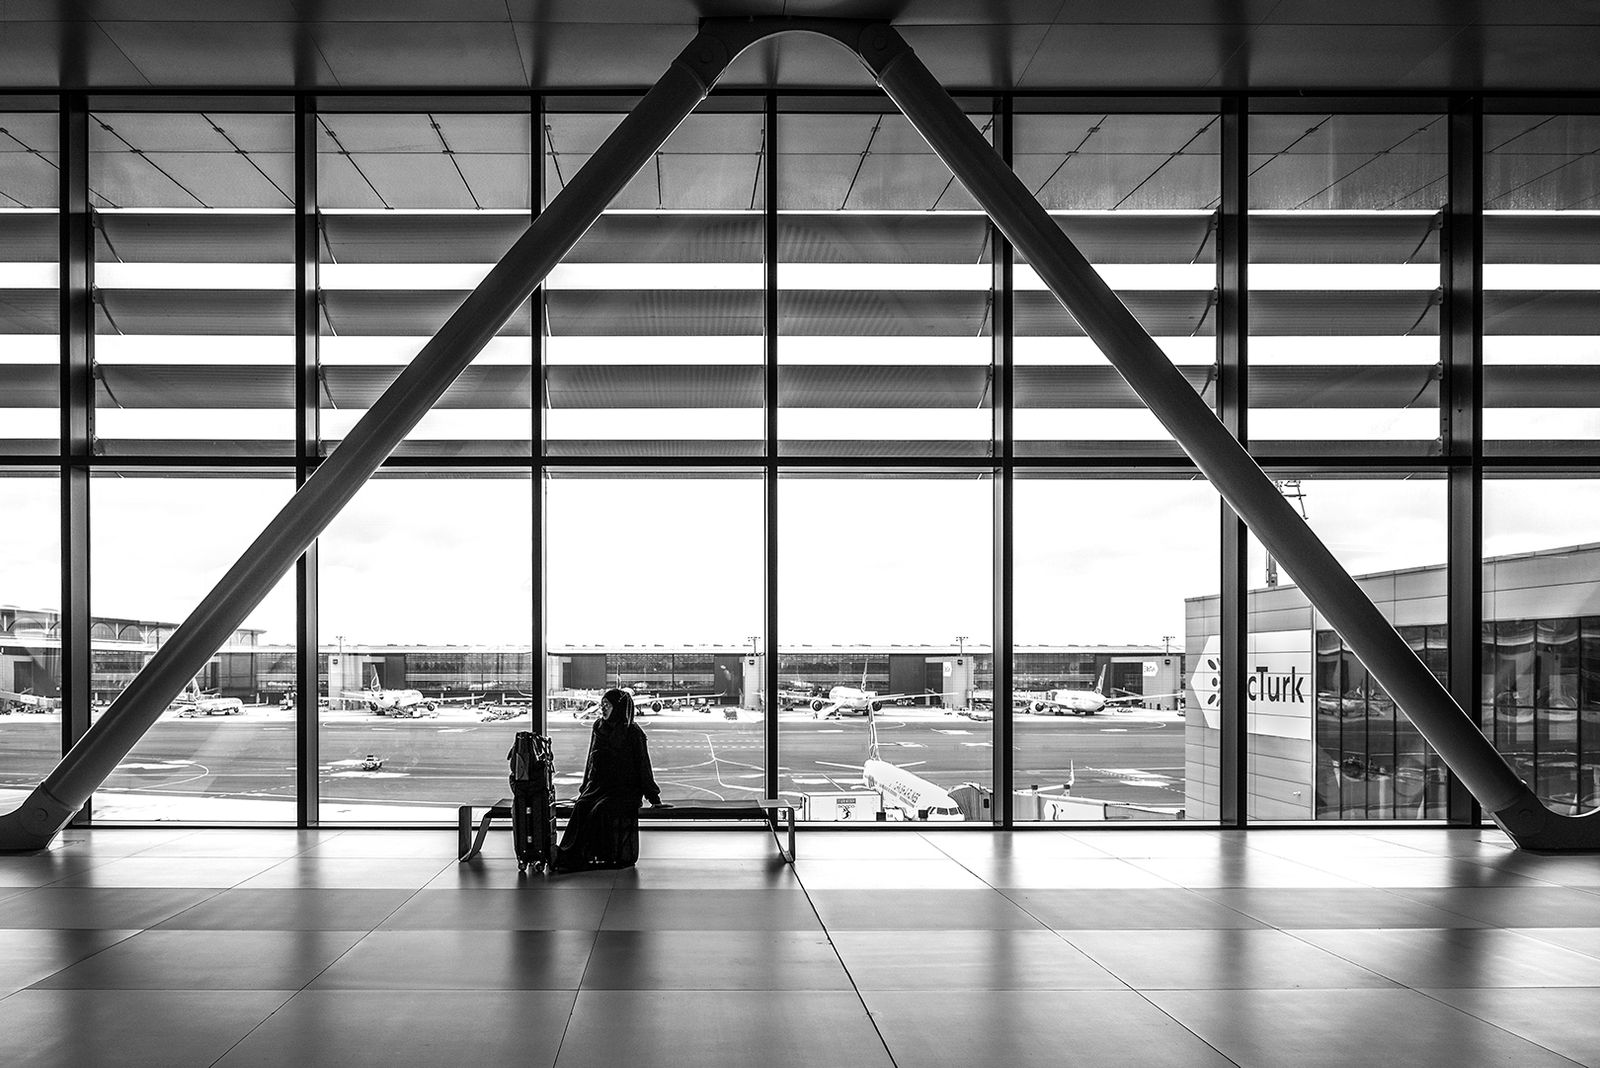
<box><xmin>5</xmin><ymin>473</ymin><xmax>1593</xmax><ymax>653</ymax></box>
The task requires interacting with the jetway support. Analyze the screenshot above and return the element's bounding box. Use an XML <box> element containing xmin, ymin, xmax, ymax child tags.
<box><xmin>2</xmin><ymin>18</ymin><xmax>1592</xmax><ymax>851</ymax></box>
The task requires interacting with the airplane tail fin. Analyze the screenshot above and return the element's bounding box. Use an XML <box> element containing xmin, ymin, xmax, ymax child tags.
<box><xmin>866</xmin><ymin>704</ymin><xmax>881</xmax><ymax>762</ymax></box>
<box><xmin>1093</xmin><ymin>665</ymin><xmax>1108</xmax><ymax>695</ymax></box>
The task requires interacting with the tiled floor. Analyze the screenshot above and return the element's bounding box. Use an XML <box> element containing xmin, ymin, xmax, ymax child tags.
<box><xmin>0</xmin><ymin>826</ymin><xmax>1597</xmax><ymax>1067</ymax></box>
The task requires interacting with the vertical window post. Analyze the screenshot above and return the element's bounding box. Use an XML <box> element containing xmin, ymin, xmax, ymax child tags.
<box><xmin>763</xmin><ymin>93</ymin><xmax>780</xmax><ymax>801</ymax></box>
<box><xmin>60</xmin><ymin>92</ymin><xmax>93</xmax><ymax>824</ymax></box>
<box><xmin>1444</xmin><ymin>96</ymin><xmax>1484</xmax><ymax>826</ymax></box>
<box><xmin>295</xmin><ymin>94</ymin><xmax>321</xmax><ymax>826</ymax></box>
<box><xmin>991</xmin><ymin>94</ymin><xmax>1014</xmax><ymax>827</ymax></box>
<box><xmin>1218</xmin><ymin>95</ymin><xmax>1249</xmax><ymax>828</ymax></box>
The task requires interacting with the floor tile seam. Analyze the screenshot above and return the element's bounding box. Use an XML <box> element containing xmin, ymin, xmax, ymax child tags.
<box><xmin>1268</xmin><ymin>926</ymin><xmax>1446</xmax><ymax>989</ymax></box>
<box><xmin>1404</xmin><ymin>985</ymin><xmax>1594</xmax><ymax>1068</ymax></box>
<box><xmin>553</xmin><ymin>889</ymin><xmax>618</xmax><ymax>1068</ymax></box>
<box><xmin>979</xmin><ymin>891</ymin><xmax>1139</xmax><ymax>988</ymax></box>
<box><xmin>1510</xmin><ymin>928</ymin><xmax>1600</xmax><ymax>961</ymax></box>
<box><xmin>793</xmin><ymin>861</ymin><xmax>903</xmax><ymax>1068</ymax></box>
<box><xmin>5</xmin><ymin>927</ymin><xmax>146</xmax><ymax>995</ymax></box>
<box><xmin>192</xmin><ymin>989</ymin><xmax>305</xmax><ymax>1068</ymax></box>
<box><xmin>998</xmin><ymin>883</ymin><xmax>1268</xmax><ymax>934</ymax></box>
<box><xmin>1121</xmin><ymin>984</ymin><xmax>1245</xmax><ymax>1066</ymax></box>
<box><xmin>1378</xmin><ymin>883</ymin><xmax>1551</xmax><ymax>927</ymax></box>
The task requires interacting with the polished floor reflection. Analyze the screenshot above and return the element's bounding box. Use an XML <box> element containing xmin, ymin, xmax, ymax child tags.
<box><xmin>0</xmin><ymin>827</ymin><xmax>1596</xmax><ymax>1067</ymax></box>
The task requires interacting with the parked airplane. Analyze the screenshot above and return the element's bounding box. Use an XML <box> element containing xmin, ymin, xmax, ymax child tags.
<box><xmin>343</xmin><ymin>671</ymin><xmax>439</xmax><ymax>718</ymax></box>
<box><xmin>563</xmin><ymin>686</ymin><xmax>721</xmax><ymax>719</ymax></box>
<box><xmin>1024</xmin><ymin>666</ymin><xmax>1177</xmax><ymax>717</ymax></box>
<box><xmin>807</xmin><ymin>663</ymin><xmax>954</xmax><ymax>720</ymax></box>
<box><xmin>816</xmin><ymin>707</ymin><xmax>965</xmax><ymax>821</ymax></box>
<box><xmin>174</xmin><ymin>678</ymin><xmax>244</xmax><ymax>717</ymax></box>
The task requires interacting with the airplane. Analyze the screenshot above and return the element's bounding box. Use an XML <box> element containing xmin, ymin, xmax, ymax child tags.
<box><xmin>1022</xmin><ymin>666</ymin><xmax>1179</xmax><ymax>717</ymax></box>
<box><xmin>342</xmin><ymin>670</ymin><xmax>439</xmax><ymax>718</ymax></box>
<box><xmin>563</xmin><ymin>686</ymin><xmax>722</xmax><ymax>719</ymax></box>
<box><xmin>816</xmin><ymin>706</ymin><xmax>965</xmax><ymax>821</ymax></box>
<box><xmin>0</xmin><ymin>688</ymin><xmax>56</xmax><ymax>714</ymax></box>
<box><xmin>805</xmin><ymin>663</ymin><xmax>955</xmax><ymax>720</ymax></box>
<box><xmin>174</xmin><ymin>678</ymin><xmax>244</xmax><ymax>717</ymax></box>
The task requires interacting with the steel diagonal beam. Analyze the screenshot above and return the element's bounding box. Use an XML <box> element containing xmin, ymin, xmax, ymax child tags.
<box><xmin>0</xmin><ymin>29</ymin><xmax>742</xmax><ymax>850</ymax></box>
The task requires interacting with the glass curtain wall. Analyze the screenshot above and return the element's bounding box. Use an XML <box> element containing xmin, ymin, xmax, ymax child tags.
<box><xmin>1014</xmin><ymin>476</ymin><xmax>1217</xmax><ymax>821</ymax></box>
<box><xmin>1484</xmin><ymin>113</ymin><xmax>1600</xmax><ymax>453</ymax></box>
<box><xmin>1484</xmin><ymin>479</ymin><xmax>1600</xmax><ymax>815</ymax></box>
<box><xmin>317</xmin><ymin>102</ymin><xmax>533</xmax><ymax>457</ymax></box>
<box><xmin>90</xmin><ymin>471</ymin><xmax>296</xmax><ymax>822</ymax></box>
<box><xmin>317</xmin><ymin>472</ymin><xmax>532</xmax><ymax>822</ymax></box>
<box><xmin>544</xmin><ymin>472</ymin><xmax>764</xmax><ymax>804</ymax></box>
<box><xmin>90</xmin><ymin>104</ymin><xmax>296</xmax><ymax>456</ymax></box>
<box><xmin>1012</xmin><ymin>106</ymin><xmax>1219</xmax><ymax>455</ymax></box>
<box><xmin>0</xmin><ymin>473</ymin><xmax>59</xmax><ymax>797</ymax></box>
<box><xmin>1240</xmin><ymin>476</ymin><xmax>1449</xmax><ymax>821</ymax></box>
<box><xmin>777</xmin><ymin>474</ymin><xmax>994</xmax><ymax>821</ymax></box>
<box><xmin>543</xmin><ymin>100</ymin><xmax>764</xmax><ymax>456</ymax></box>
<box><xmin>778</xmin><ymin>100</ymin><xmax>992</xmax><ymax>457</ymax></box>
<box><xmin>0</xmin><ymin>105</ymin><xmax>57</xmax><ymax>454</ymax></box>
<box><xmin>7</xmin><ymin>92</ymin><xmax>1596</xmax><ymax>827</ymax></box>
<box><xmin>1248</xmin><ymin>108</ymin><xmax>1446</xmax><ymax>455</ymax></box>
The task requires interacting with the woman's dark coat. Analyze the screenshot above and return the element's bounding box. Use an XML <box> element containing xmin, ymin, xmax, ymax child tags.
<box><xmin>554</xmin><ymin>718</ymin><xmax>661</xmax><ymax>870</ymax></box>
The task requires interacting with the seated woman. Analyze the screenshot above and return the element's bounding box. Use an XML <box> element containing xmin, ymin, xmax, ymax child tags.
<box><xmin>554</xmin><ymin>688</ymin><xmax>666</xmax><ymax>871</ymax></box>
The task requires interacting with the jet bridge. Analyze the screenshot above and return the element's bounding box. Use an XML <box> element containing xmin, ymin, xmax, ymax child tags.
<box><xmin>1</xmin><ymin>17</ymin><xmax>1593</xmax><ymax>851</ymax></box>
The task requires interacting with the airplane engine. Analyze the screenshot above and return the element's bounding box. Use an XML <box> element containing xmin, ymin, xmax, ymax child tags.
<box><xmin>1031</xmin><ymin>701</ymin><xmax>1047</xmax><ymax>715</ymax></box>
<box><xmin>869</xmin><ymin>701</ymin><xmax>883</xmax><ymax>713</ymax></box>
<box><xmin>425</xmin><ymin>701</ymin><xmax>437</xmax><ymax>711</ymax></box>
<box><xmin>368</xmin><ymin>702</ymin><xmax>380</xmax><ymax>713</ymax></box>
<box><xmin>648</xmin><ymin>699</ymin><xmax>663</xmax><ymax>713</ymax></box>
<box><xmin>811</xmin><ymin>698</ymin><xmax>827</xmax><ymax>713</ymax></box>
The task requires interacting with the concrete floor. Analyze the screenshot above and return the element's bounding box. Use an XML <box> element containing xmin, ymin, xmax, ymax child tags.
<box><xmin>0</xmin><ymin>826</ymin><xmax>1596</xmax><ymax>1067</ymax></box>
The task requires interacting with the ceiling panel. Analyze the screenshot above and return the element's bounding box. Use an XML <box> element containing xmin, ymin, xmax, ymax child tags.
<box><xmin>313</xmin><ymin>21</ymin><xmax>529</xmax><ymax>87</ymax></box>
<box><xmin>97</xmin><ymin>213</ymin><xmax>293</xmax><ymax>262</ymax></box>
<box><xmin>95</xmin><ymin>21</ymin><xmax>330</xmax><ymax>87</ymax></box>
<box><xmin>547</xmin><ymin>364</ymin><xmax>760</xmax><ymax>408</ymax></box>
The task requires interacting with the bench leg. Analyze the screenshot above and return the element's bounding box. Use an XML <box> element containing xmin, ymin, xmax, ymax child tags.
<box><xmin>458</xmin><ymin>805</ymin><xmax>473</xmax><ymax>861</ymax></box>
<box><xmin>467</xmin><ymin>810</ymin><xmax>498</xmax><ymax>863</ymax></box>
<box><xmin>768</xmin><ymin>807</ymin><xmax>795</xmax><ymax>864</ymax></box>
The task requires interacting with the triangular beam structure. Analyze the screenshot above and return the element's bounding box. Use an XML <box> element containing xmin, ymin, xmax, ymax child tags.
<box><xmin>1</xmin><ymin>18</ymin><xmax>1592</xmax><ymax>851</ymax></box>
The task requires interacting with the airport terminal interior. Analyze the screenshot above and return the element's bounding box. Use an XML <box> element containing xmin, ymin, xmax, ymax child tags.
<box><xmin>2</xmin><ymin>2</ymin><xmax>1600</xmax><ymax>1065</ymax></box>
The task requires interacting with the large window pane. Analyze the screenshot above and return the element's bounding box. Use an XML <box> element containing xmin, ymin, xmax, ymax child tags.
<box><xmin>545</xmin><ymin>473</ymin><xmax>764</xmax><ymax>803</ymax></box>
<box><xmin>544</xmin><ymin>103</ymin><xmax>763</xmax><ymax>456</ymax></box>
<box><xmin>1249</xmin><ymin>110</ymin><xmax>1445</xmax><ymax>455</ymax></box>
<box><xmin>778</xmin><ymin>103</ymin><xmax>992</xmax><ymax>457</ymax></box>
<box><xmin>91</xmin><ymin>472</ymin><xmax>296</xmax><ymax>821</ymax></box>
<box><xmin>1185</xmin><ymin>476</ymin><xmax>1448</xmax><ymax>821</ymax></box>
<box><xmin>319</xmin><ymin>104</ymin><xmax>532</xmax><ymax>458</ymax></box>
<box><xmin>0</xmin><ymin>473</ymin><xmax>59</xmax><ymax>801</ymax></box>
<box><xmin>778</xmin><ymin>474</ymin><xmax>993</xmax><ymax>821</ymax></box>
<box><xmin>1484</xmin><ymin>114</ymin><xmax>1600</xmax><ymax>455</ymax></box>
<box><xmin>91</xmin><ymin>107</ymin><xmax>295</xmax><ymax>456</ymax></box>
<box><xmin>318</xmin><ymin>472</ymin><xmax>532</xmax><ymax>822</ymax></box>
<box><xmin>0</xmin><ymin>106</ymin><xmax>57</xmax><ymax>454</ymax></box>
<box><xmin>1015</xmin><ymin>476</ymin><xmax>1215</xmax><ymax>822</ymax></box>
<box><xmin>1484</xmin><ymin>478</ymin><xmax>1600</xmax><ymax>814</ymax></box>
<box><xmin>1013</xmin><ymin>108</ymin><xmax>1219</xmax><ymax>456</ymax></box>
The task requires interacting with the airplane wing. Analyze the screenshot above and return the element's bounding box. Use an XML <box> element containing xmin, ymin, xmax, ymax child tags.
<box><xmin>1103</xmin><ymin>691</ymin><xmax>1182</xmax><ymax>706</ymax></box>
<box><xmin>814</xmin><ymin>760</ymin><xmax>865</xmax><ymax>771</ymax></box>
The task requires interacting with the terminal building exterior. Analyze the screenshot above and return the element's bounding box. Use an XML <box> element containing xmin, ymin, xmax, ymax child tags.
<box><xmin>1186</xmin><ymin>543</ymin><xmax>1600</xmax><ymax>822</ymax></box>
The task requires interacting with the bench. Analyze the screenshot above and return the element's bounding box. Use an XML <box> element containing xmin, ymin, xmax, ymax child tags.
<box><xmin>458</xmin><ymin>798</ymin><xmax>796</xmax><ymax>865</ymax></box>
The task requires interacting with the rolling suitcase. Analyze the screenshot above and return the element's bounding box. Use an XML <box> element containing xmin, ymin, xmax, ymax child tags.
<box><xmin>507</xmin><ymin>731</ymin><xmax>557</xmax><ymax>872</ymax></box>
